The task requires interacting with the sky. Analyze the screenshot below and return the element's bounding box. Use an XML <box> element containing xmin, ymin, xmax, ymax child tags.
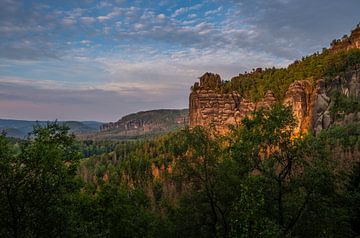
<box><xmin>0</xmin><ymin>0</ymin><xmax>359</xmax><ymax>122</ymax></box>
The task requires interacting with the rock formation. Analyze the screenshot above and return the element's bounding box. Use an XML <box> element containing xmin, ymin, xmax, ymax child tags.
<box><xmin>189</xmin><ymin>73</ymin><xmax>280</xmax><ymax>133</ymax></box>
<box><xmin>312</xmin><ymin>68</ymin><xmax>360</xmax><ymax>133</ymax></box>
<box><xmin>330</xmin><ymin>24</ymin><xmax>360</xmax><ymax>52</ymax></box>
<box><xmin>283</xmin><ymin>80</ymin><xmax>314</xmax><ymax>135</ymax></box>
<box><xmin>189</xmin><ymin>24</ymin><xmax>360</xmax><ymax>135</ymax></box>
<box><xmin>189</xmin><ymin>74</ymin><xmax>313</xmax><ymax>134</ymax></box>
<box><xmin>190</xmin><ymin>68</ymin><xmax>360</xmax><ymax>135</ymax></box>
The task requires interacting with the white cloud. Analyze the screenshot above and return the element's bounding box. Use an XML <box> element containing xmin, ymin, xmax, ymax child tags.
<box><xmin>62</xmin><ymin>17</ymin><xmax>76</xmax><ymax>26</ymax></box>
<box><xmin>97</xmin><ymin>8</ymin><xmax>123</xmax><ymax>22</ymax></box>
<box><xmin>204</xmin><ymin>6</ymin><xmax>223</xmax><ymax>16</ymax></box>
<box><xmin>188</xmin><ymin>13</ymin><xmax>197</xmax><ymax>18</ymax></box>
<box><xmin>80</xmin><ymin>40</ymin><xmax>91</xmax><ymax>44</ymax></box>
<box><xmin>157</xmin><ymin>13</ymin><xmax>166</xmax><ymax>20</ymax></box>
<box><xmin>97</xmin><ymin>1</ymin><xmax>112</xmax><ymax>8</ymax></box>
<box><xmin>2</xmin><ymin>0</ymin><xmax>360</xmax><ymax>121</ymax></box>
<box><xmin>97</xmin><ymin>15</ymin><xmax>110</xmax><ymax>22</ymax></box>
<box><xmin>171</xmin><ymin>4</ymin><xmax>203</xmax><ymax>18</ymax></box>
<box><xmin>134</xmin><ymin>23</ymin><xmax>144</xmax><ymax>30</ymax></box>
<box><xmin>80</xmin><ymin>16</ymin><xmax>96</xmax><ymax>24</ymax></box>
<box><xmin>171</xmin><ymin>7</ymin><xmax>186</xmax><ymax>17</ymax></box>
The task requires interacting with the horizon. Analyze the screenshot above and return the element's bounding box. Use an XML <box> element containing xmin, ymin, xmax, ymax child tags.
<box><xmin>0</xmin><ymin>107</ymin><xmax>189</xmax><ymax>123</ymax></box>
<box><xmin>0</xmin><ymin>0</ymin><xmax>359</xmax><ymax>121</ymax></box>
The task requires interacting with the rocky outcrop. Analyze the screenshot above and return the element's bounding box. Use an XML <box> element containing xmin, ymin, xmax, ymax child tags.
<box><xmin>189</xmin><ymin>74</ymin><xmax>312</xmax><ymax>133</ymax></box>
<box><xmin>189</xmin><ymin>73</ymin><xmax>279</xmax><ymax>133</ymax></box>
<box><xmin>312</xmin><ymin>69</ymin><xmax>360</xmax><ymax>134</ymax></box>
<box><xmin>189</xmin><ymin>25</ymin><xmax>360</xmax><ymax>135</ymax></box>
<box><xmin>189</xmin><ymin>68</ymin><xmax>360</xmax><ymax>135</ymax></box>
<box><xmin>330</xmin><ymin>24</ymin><xmax>360</xmax><ymax>52</ymax></box>
<box><xmin>283</xmin><ymin>80</ymin><xmax>314</xmax><ymax>135</ymax></box>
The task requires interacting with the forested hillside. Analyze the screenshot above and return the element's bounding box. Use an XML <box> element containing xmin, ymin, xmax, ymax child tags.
<box><xmin>1</xmin><ymin>105</ymin><xmax>360</xmax><ymax>237</ymax></box>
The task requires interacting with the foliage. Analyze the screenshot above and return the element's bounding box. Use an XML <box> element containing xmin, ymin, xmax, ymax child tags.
<box><xmin>317</xmin><ymin>122</ymin><xmax>360</xmax><ymax>150</ymax></box>
<box><xmin>0</xmin><ymin>123</ymin><xmax>81</xmax><ymax>237</ymax></box>
<box><xmin>330</xmin><ymin>92</ymin><xmax>360</xmax><ymax>118</ymax></box>
<box><xmin>219</xmin><ymin>49</ymin><xmax>360</xmax><ymax>101</ymax></box>
<box><xmin>1</xmin><ymin>108</ymin><xmax>360</xmax><ymax>237</ymax></box>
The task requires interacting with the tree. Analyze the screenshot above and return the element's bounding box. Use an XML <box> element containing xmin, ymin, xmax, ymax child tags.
<box><xmin>228</xmin><ymin>105</ymin><xmax>352</xmax><ymax>237</ymax></box>
<box><xmin>0</xmin><ymin>123</ymin><xmax>81</xmax><ymax>237</ymax></box>
<box><xmin>162</xmin><ymin>126</ymin><xmax>244</xmax><ymax>237</ymax></box>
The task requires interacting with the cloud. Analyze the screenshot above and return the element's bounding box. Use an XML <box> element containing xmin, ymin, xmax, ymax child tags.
<box><xmin>62</xmin><ymin>17</ymin><xmax>76</xmax><ymax>26</ymax></box>
<box><xmin>80</xmin><ymin>16</ymin><xmax>96</xmax><ymax>24</ymax></box>
<box><xmin>97</xmin><ymin>15</ymin><xmax>110</xmax><ymax>22</ymax></box>
<box><xmin>97</xmin><ymin>1</ymin><xmax>112</xmax><ymax>8</ymax></box>
<box><xmin>171</xmin><ymin>4</ymin><xmax>203</xmax><ymax>18</ymax></box>
<box><xmin>230</xmin><ymin>0</ymin><xmax>360</xmax><ymax>56</ymax></box>
<box><xmin>204</xmin><ymin>6</ymin><xmax>223</xmax><ymax>16</ymax></box>
<box><xmin>80</xmin><ymin>40</ymin><xmax>91</xmax><ymax>44</ymax></box>
<box><xmin>97</xmin><ymin>7</ymin><xmax>124</xmax><ymax>22</ymax></box>
<box><xmin>157</xmin><ymin>13</ymin><xmax>166</xmax><ymax>20</ymax></box>
<box><xmin>188</xmin><ymin>14</ymin><xmax>197</xmax><ymax>18</ymax></box>
<box><xmin>0</xmin><ymin>74</ymin><xmax>187</xmax><ymax>121</ymax></box>
<box><xmin>172</xmin><ymin>7</ymin><xmax>186</xmax><ymax>17</ymax></box>
<box><xmin>134</xmin><ymin>23</ymin><xmax>144</xmax><ymax>30</ymax></box>
<box><xmin>1</xmin><ymin>0</ymin><xmax>360</xmax><ymax>120</ymax></box>
<box><xmin>0</xmin><ymin>42</ymin><xmax>288</xmax><ymax>121</ymax></box>
<box><xmin>0</xmin><ymin>39</ymin><xmax>60</xmax><ymax>60</ymax></box>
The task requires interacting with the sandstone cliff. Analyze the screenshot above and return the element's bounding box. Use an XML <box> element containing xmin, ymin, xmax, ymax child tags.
<box><xmin>189</xmin><ymin>74</ymin><xmax>312</xmax><ymax>134</ymax></box>
<box><xmin>189</xmin><ymin>73</ymin><xmax>276</xmax><ymax>132</ymax></box>
<box><xmin>190</xmin><ymin>69</ymin><xmax>360</xmax><ymax>135</ymax></box>
<box><xmin>330</xmin><ymin>23</ymin><xmax>360</xmax><ymax>52</ymax></box>
<box><xmin>189</xmin><ymin>25</ymin><xmax>360</xmax><ymax>135</ymax></box>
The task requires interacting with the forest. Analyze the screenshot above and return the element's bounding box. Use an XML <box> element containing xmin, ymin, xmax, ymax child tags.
<box><xmin>211</xmin><ymin>48</ymin><xmax>360</xmax><ymax>102</ymax></box>
<box><xmin>1</xmin><ymin>105</ymin><xmax>360</xmax><ymax>237</ymax></box>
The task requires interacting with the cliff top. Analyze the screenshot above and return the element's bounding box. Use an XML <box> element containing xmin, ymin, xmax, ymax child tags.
<box><xmin>199</xmin><ymin>72</ymin><xmax>221</xmax><ymax>88</ymax></box>
<box><xmin>330</xmin><ymin>23</ymin><xmax>360</xmax><ymax>52</ymax></box>
<box><xmin>191</xmin><ymin>24</ymin><xmax>360</xmax><ymax>101</ymax></box>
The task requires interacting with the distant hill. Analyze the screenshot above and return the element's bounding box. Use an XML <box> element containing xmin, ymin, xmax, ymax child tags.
<box><xmin>0</xmin><ymin>119</ymin><xmax>103</xmax><ymax>138</ymax></box>
<box><xmin>81</xmin><ymin>109</ymin><xmax>189</xmax><ymax>141</ymax></box>
<box><xmin>1</xmin><ymin>109</ymin><xmax>189</xmax><ymax>140</ymax></box>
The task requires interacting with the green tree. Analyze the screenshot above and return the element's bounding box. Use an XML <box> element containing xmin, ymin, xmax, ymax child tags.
<box><xmin>0</xmin><ymin>123</ymin><xmax>81</xmax><ymax>237</ymax></box>
<box><xmin>164</xmin><ymin>127</ymin><xmax>242</xmax><ymax>237</ymax></box>
<box><xmin>228</xmin><ymin>105</ymin><xmax>352</xmax><ymax>237</ymax></box>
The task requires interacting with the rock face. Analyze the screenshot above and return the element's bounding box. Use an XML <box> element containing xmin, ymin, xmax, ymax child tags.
<box><xmin>330</xmin><ymin>24</ymin><xmax>360</xmax><ymax>52</ymax></box>
<box><xmin>189</xmin><ymin>69</ymin><xmax>360</xmax><ymax>135</ymax></box>
<box><xmin>189</xmin><ymin>73</ymin><xmax>278</xmax><ymax>133</ymax></box>
<box><xmin>312</xmin><ymin>69</ymin><xmax>360</xmax><ymax>134</ymax></box>
<box><xmin>283</xmin><ymin>80</ymin><xmax>314</xmax><ymax>135</ymax></box>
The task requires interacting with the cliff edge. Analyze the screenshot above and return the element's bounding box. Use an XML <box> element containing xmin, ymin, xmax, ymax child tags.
<box><xmin>189</xmin><ymin>25</ymin><xmax>360</xmax><ymax>135</ymax></box>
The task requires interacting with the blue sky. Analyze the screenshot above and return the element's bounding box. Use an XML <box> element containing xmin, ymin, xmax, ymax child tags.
<box><xmin>0</xmin><ymin>0</ymin><xmax>359</xmax><ymax>121</ymax></box>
